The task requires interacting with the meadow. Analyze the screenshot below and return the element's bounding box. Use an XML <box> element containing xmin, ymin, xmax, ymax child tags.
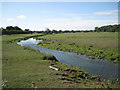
<box><xmin>36</xmin><ymin>32</ymin><xmax>119</xmax><ymax>63</ymax></box>
<box><xmin>2</xmin><ymin>34</ymin><xmax>120</xmax><ymax>88</ymax></box>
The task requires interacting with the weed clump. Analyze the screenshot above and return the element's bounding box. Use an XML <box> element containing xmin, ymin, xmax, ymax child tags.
<box><xmin>43</xmin><ymin>55</ymin><xmax>58</xmax><ymax>61</ymax></box>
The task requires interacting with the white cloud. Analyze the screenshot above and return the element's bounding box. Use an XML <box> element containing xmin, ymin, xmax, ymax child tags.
<box><xmin>17</xmin><ymin>15</ymin><xmax>26</xmax><ymax>19</ymax></box>
<box><xmin>39</xmin><ymin>17</ymin><xmax>117</xmax><ymax>30</ymax></box>
<box><xmin>94</xmin><ymin>10</ymin><xmax>118</xmax><ymax>15</ymax></box>
<box><xmin>4</xmin><ymin>15</ymin><xmax>117</xmax><ymax>31</ymax></box>
<box><xmin>7</xmin><ymin>18</ymin><xmax>14</xmax><ymax>22</ymax></box>
<box><xmin>12</xmin><ymin>18</ymin><xmax>117</xmax><ymax>31</ymax></box>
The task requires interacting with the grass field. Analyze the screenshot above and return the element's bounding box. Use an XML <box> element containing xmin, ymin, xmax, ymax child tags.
<box><xmin>2</xmin><ymin>34</ymin><xmax>120</xmax><ymax>88</ymax></box>
<box><xmin>36</xmin><ymin>32</ymin><xmax>119</xmax><ymax>63</ymax></box>
<box><xmin>2</xmin><ymin>33</ymin><xmax>43</xmax><ymax>42</ymax></box>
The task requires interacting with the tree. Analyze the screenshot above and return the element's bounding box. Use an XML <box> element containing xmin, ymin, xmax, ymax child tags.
<box><xmin>95</xmin><ymin>27</ymin><xmax>99</xmax><ymax>32</ymax></box>
<box><xmin>25</xmin><ymin>29</ymin><xmax>30</xmax><ymax>31</ymax></box>
<box><xmin>1</xmin><ymin>26</ymin><xmax>33</xmax><ymax>35</ymax></box>
<box><xmin>94</xmin><ymin>24</ymin><xmax>120</xmax><ymax>32</ymax></box>
<box><xmin>52</xmin><ymin>29</ymin><xmax>58</xmax><ymax>34</ymax></box>
<box><xmin>71</xmin><ymin>30</ymin><xmax>75</xmax><ymax>33</ymax></box>
<box><xmin>14</xmin><ymin>26</ymin><xmax>22</xmax><ymax>31</ymax></box>
<box><xmin>6</xmin><ymin>26</ymin><xmax>15</xmax><ymax>30</ymax></box>
<box><xmin>58</xmin><ymin>30</ymin><xmax>62</xmax><ymax>33</ymax></box>
<box><xmin>45</xmin><ymin>28</ymin><xmax>51</xmax><ymax>34</ymax></box>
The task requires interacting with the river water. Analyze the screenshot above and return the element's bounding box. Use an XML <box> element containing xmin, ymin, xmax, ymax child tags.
<box><xmin>17</xmin><ymin>38</ymin><xmax>119</xmax><ymax>79</ymax></box>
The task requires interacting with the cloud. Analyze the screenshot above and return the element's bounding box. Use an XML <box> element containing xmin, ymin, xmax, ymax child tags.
<box><xmin>39</xmin><ymin>17</ymin><xmax>117</xmax><ymax>30</ymax></box>
<box><xmin>93</xmin><ymin>10</ymin><xmax>118</xmax><ymax>15</ymax></box>
<box><xmin>17</xmin><ymin>15</ymin><xmax>26</xmax><ymax>19</ymax></box>
<box><xmin>14</xmin><ymin>18</ymin><xmax>117</xmax><ymax>31</ymax></box>
<box><xmin>7</xmin><ymin>18</ymin><xmax>14</xmax><ymax>22</ymax></box>
<box><xmin>5</xmin><ymin>15</ymin><xmax>117</xmax><ymax>31</ymax></box>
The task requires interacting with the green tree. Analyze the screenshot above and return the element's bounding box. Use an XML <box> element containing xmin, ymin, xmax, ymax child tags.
<box><xmin>6</xmin><ymin>26</ymin><xmax>15</xmax><ymax>30</ymax></box>
<box><xmin>14</xmin><ymin>26</ymin><xmax>22</xmax><ymax>31</ymax></box>
<box><xmin>45</xmin><ymin>28</ymin><xmax>52</xmax><ymax>34</ymax></box>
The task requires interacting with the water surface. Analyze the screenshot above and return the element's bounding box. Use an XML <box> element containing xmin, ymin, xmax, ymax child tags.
<box><xmin>17</xmin><ymin>38</ymin><xmax>119</xmax><ymax>79</ymax></box>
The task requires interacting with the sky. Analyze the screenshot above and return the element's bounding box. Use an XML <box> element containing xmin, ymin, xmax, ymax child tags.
<box><xmin>1</xmin><ymin>2</ymin><xmax>119</xmax><ymax>31</ymax></box>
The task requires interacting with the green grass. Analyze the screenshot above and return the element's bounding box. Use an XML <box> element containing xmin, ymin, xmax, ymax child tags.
<box><xmin>2</xmin><ymin>33</ymin><xmax>40</xmax><ymax>41</ymax></box>
<box><xmin>2</xmin><ymin>34</ymin><xmax>120</xmax><ymax>88</ymax></box>
<box><xmin>2</xmin><ymin>34</ymin><xmax>65</xmax><ymax>88</ymax></box>
<box><xmin>36</xmin><ymin>32</ymin><xmax>119</xmax><ymax>63</ymax></box>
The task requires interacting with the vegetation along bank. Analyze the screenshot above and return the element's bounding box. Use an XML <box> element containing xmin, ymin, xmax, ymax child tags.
<box><xmin>36</xmin><ymin>32</ymin><xmax>119</xmax><ymax>63</ymax></box>
<box><xmin>2</xmin><ymin>34</ymin><xmax>120</xmax><ymax>88</ymax></box>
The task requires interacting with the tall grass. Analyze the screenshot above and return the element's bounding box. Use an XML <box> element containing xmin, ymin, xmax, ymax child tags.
<box><xmin>38</xmin><ymin>32</ymin><xmax>118</xmax><ymax>49</ymax></box>
<box><xmin>36</xmin><ymin>32</ymin><xmax>119</xmax><ymax>63</ymax></box>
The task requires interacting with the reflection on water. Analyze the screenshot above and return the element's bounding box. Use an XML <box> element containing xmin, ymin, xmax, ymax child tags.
<box><xmin>17</xmin><ymin>38</ymin><xmax>119</xmax><ymax>79</ymax></box>
<box><xmin>17</xmin><ymin>38</ymin><xmax>42</xmax><ymax>46</ymax></box>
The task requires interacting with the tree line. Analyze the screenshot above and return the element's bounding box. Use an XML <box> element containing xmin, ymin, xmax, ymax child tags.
<box><xmin>0</xmin><ymin>26</ymin><xmax>33</xmax><ymax>35</ymax></box>
<box><xmin>94</xmin><ymin>24</ymin><xmax>120</xmax><ymax>32</ymax></box>
<box><xmin>0</xmin><ymin>24</ymin><xmax>119</xmax><ymax>35</ymax></box>
<box><xmin>0</xmin><ymin>26</ymin><xmax>93</xmax><ymax>35</ymax></box>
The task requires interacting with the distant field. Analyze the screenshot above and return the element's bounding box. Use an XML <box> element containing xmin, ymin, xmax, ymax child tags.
<box><xmin>36</xmin><ymin>32</ymin><xmax>119</xmax><ymax>63</ymax></box>
<box><xmin>2</xmin><ymin>33</ymin><xmax>43</xmax><ymax>42</ymax></box>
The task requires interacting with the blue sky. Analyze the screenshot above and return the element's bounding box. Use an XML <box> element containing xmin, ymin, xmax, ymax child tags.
<box><xmin>2</xmin><ymin>2</ymin><xmax>118</xmax><ymax>31</ymax></box>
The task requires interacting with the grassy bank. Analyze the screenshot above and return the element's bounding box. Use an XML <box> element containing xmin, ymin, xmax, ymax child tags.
<box><xmin>36</xmin><ymin>32</ymin><xmax>119</xmax><ymax>63</ymax></box>
<box><xmin>2</xmin><ymin>34</ymin><xmax>119</xmax><ymax>88</ymax></box>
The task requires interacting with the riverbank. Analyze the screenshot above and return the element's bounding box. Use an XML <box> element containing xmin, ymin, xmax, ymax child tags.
<box><xmin>36</xmin><ymin>32</ymin><xmax>119</xmax><ymax>64</ymax></box>
<box><xmin>2</xmin><ymin>34</ymin><xmax>120</xmax><ymax>88</ymax></box>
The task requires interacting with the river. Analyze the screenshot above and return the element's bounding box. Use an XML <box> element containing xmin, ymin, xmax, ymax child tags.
<box><xmin>17</xmin><ymin>38</ymin><xmax>119</xmax><ymax>79</ymax></box>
